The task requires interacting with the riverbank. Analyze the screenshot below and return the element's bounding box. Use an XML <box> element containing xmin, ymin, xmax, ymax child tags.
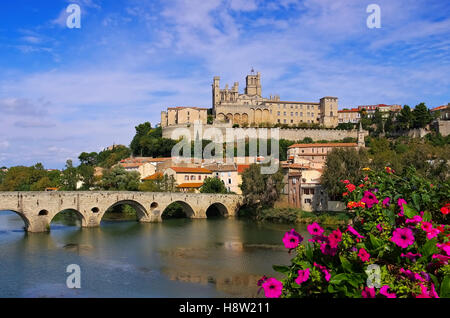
<box><xmin>239</xmin><ymin>207</ymin><xmax>351</xmax><ymax>225</ymax></box>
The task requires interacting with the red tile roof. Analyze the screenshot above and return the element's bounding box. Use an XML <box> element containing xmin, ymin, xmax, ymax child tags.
<box><xmin>142</xmin><ymin>172</ymin><xmax>164</xmax><ymax>181</ymax></box>
<box><xmin>237</xmin><ymin>164</ymin><xmax>251</xmax><ymax>173</ymax></box>
<box><xmin>176</xmin><ymin>182</ymin><xmax>204</xmax><ymax>188</ymax></box>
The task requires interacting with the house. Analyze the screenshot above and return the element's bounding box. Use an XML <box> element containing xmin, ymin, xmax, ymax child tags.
<box><xmin>164</xmin><ymin>167</ymin><xmax>213</xmax><ymax>193</ymax></box>
<box><xmin>288</xmin><ymin>169</ymin><xmax>327</xmax><ymax>212</ymax></box>
<box><xmin>203</xmin><ymin>163</ymin><xmax>241</xmax><ymax>194</ymax></box>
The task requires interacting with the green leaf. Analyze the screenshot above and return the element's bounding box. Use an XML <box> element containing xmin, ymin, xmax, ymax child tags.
<box><xmin>440</xmin><ymin>276</ymin><xmax>450</xmax><ymax>298</ymax></box>
<box><xmin>369</xmin><ymin>234</ymin><xmax>383</xmax><ymax>250</ymax></box>
<box><xmin>339</xmin><ymin>255</ymin><xmax>353</xmax><ymax>273</ymax></box>
<box><xmin>403</xmin><ymin>204</ymin><xmax>418</xmax><ymax>219</ymax></box>
<box><xmin>411</xmin><ymin>193</ymin><xmax>420</xmax><ymax>211</ymax></box>
<box><xmin>272</xmin><ymin>265</ymin><xmax>290</xmax><ymax>275</ymax></box>
<box><xmin>422</xmin><ymin>211</ymin><xmax>432</xmax><ymax>222</ymax></box>
<box><xmin>419</xmin><ymin>238</ymin><xmax>438</xmax><ymax>259</ymax></box>
<box><xmin>330</xmin><ymin>273</ymin><xmax>349</xmax><ymax>285</ymax></box>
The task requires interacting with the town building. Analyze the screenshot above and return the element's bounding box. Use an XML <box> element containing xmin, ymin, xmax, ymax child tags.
<box><xmin>338</xmin><ymin>108</ymin><xmax>360</xmax><ymax>124</ymax></box>
<box><xmin>164</xmin><ymin>167</ymin><xmax>213</xmax><ymax>193</ymax></box>
<box><xmin>161</xmin><ymin>106</ymin><xmax>208</xmax><ymax>127</ymax></box>
<box><xmin>203</xmin><ymin>163</ymin><xmax>241</xmax><ymax>194</ymax></box>
<box><xmin>431</xmin><ymin>104</ymin><xmax>450</xmax><ymax>121</ymax></box>
<box><xmin>212</xmin><ymin>71</ymin><xmax>339</xmax><ymax>127</ymax></box>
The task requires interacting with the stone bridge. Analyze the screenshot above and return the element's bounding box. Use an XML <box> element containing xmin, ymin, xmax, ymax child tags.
<box><xmin>0</xmin><ymin>192</ymin><xmax>244</xmax><ymax>233</ymax></box>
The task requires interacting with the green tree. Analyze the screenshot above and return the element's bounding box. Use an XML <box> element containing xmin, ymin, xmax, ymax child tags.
<box><xmin>61</xmin><ymin>160</ymin><xmax>79</xmax><ymax>191</ymax></box>
<box><xmin>412</xmin><ymin>102</ymin><xmax>432</xmax><ymax>129</ymax></box>
<box><xmin>240</xmin><ymin>164</ymin><xmax>285</xmax><ymax>212</ymax></box>
<box><xmin>321</xmin><ymin>148</ymin><xmax>369</xmax><ymax>199</ymax></box>
<box><xmin>78</xmin><ymin>164</ymin><xmax>95</xmax><ymax>190</ymax></box>
<box><xmin>78</xmin><ymin>152</ymin><xmax>98</xmax><ymax>166</ymax></box>
<box><xmin>396</xmin><ymin>105</ymin><xmax>414</xmax><ymax>130</ymax></box>
<box><xmin>101</xmin><ymin>166</ymin><xmax>140</xmax><ymax>191</ymax></box>
<box><xmin>139</xmin><ymin>174</ymin><xmax>177</xmax><ymax>192</ymax></box>
<box><xmin>200</xmin><ymin>177</ymin><xmax>228</xmax><ymax>194</ymax></box>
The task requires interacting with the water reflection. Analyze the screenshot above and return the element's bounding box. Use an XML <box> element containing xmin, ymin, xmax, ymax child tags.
<box><xmin>0</xmin><ymin>210</ymin><xmax>309</xmax><ymax>298</ymax></box>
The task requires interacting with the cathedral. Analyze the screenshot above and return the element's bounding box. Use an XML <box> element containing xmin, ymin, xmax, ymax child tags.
<box><xmin>161</xmin><ymin>71</ymin><xmax>339</xmax><ymax>128</ymax></box>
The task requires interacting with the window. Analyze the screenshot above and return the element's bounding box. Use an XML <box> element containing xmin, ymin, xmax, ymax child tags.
<box><xmin>185</xmin><ymin>175</ymin><xmax>189</xmax><ymax>180</ymax></box>
<box><xmin>300</xmin><ymin>112</ymin><xmax>303</xmax><ymax>116</ymax></box>
<box><xmin>228</xmin><ymin>172</ymin><xmax>231</xmax><ymax>177</ymax></box>
<box><xmin>305</xmin><ymin>199</ymin><xmax>312</xmax><ymax>204</ymax></box>
<box><xmin>311</xmin><ymin>112</ymin><xmax>314</xmax><ymax>117</ymax></box>
<box><xmin>291</xmin><ymin>112</ymin><xmax>293</xmax><ymax>116</ymax></box>
<box><xmin>304</xmin><ymin>188</ymin><xmax>310</xmax><ymax>195</ymax></box>
<box><xmin>277</xmin><ymin>119</ymin><xmax>280</xmax><ymax>123</ymax></box>
<box><xmin>228</xmin><ymin>178</ymin><xmax>232</xmax><ymax>184</ymax></box>
<box><xmin>307</xmin><ymin>105</ymin><xmax>310</xmax><ymax>110</ymax></box>
<box><xmin>277</xmin><ymin>111</ymin><xmax>280</xmax><ymax>115</ymax></box>
<box><xmin>291</xmin><ymin>120</ymin><xmax>293</xmax><ymax>123</ymax></box>
<box><xmin>190</xmin><ymin>175</ymin><xmax>195</xmax><ymax>180</ymax></box>
<box><xmin>284</xmin><ymin>119</ymin><xmax>287</xmax><ymax>123</ymax></box>
<box><xmin>295</xmin><ymin>112</ymin><xmax>298</xmax><ymax>116</ymax></box>
<box><xmin>283</xmin><ymin>112</ymin><xmax>286</xmax><ymax>116</ymax></box>
<box><xmin>198</xmin><ymin>175</ymin><xmax>201</xmax><ymax>180</ymax></box>
<box><xmin>307</xmin><ymin>112</ymin><xmax>310</xmax><ymax>116</ymax></box>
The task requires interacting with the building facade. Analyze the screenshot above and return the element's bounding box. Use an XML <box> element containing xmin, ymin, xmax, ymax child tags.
<box><xmin>161</xmin><ymin>106</ymin><xmax>208</xmax><ymax>127</ymax></box>
<box><xmin>212</xmin><ymin>72</ymin><xmax>339</xmax><ymax>128</ymax></box>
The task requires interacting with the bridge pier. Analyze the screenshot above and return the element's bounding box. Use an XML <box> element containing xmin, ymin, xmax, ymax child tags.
<box><xmin>26</xmin><ymin>216</ymin><xmax>50</xmax><ymax>233</ymax></box>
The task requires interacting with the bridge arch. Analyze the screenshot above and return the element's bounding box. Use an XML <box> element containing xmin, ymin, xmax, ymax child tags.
<box><xmin>102</xmin><ymin>200</ymin><xmax>149</xmax><ymax>222</ymax></box>
<box><xmin>0</xmin><ymin>209</ymin><xmax>31</xmax><ymax>231</ymax></box>
<box><xmin>206</xmin><ymin>202</ymin><xmax>229</xmax><ymax>218</ymax></box>
<box><xmin>161</xmin><ymin>201</ymin><xmax>195</xmax><ymax>219</ymax></box>
<box><xmin>50</xmin><ymin>209</ymin><xmax>86</xmax><ymax>228</ymax></box>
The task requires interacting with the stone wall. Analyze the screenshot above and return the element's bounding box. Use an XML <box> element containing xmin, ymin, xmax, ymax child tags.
<box><xmin>162</xmin><ymin>124</ymin><xmax>367</xmax><ymax>142</ymax></box>
<box><xmin>437</xmin><ymin>120</ymin><xmax>450</xmax><ymax>137</ymax></box>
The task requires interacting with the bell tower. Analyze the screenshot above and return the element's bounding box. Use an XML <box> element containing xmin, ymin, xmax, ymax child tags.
<box><xmin>245</xmin><ymin>70</ymin><xmax>261</xmax><ymax>96</ymax></box>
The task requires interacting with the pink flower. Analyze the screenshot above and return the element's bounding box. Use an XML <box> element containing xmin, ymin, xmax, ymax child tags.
<box><xmin>380</xmin><ymin>285</ymin><xmax>396</xmax><ymax>298</ymax></box>
<box><xmin>282</xmin><ymin>229</ymin><xmax>303</xmax><ymax>249</ymax></box>
<box><xmin>391</xmin><ymin>227</ymin><xmax>415</xmax><ymax>248</ymax></box>
<box><xmin>358</xmin><ymin>248</ymin><xmax>370</xmax><ymax>262</ymax></box>
<box><xmin>342</xmin><ymin>180</ymin><xmax>350</xmax><ymax>184</ymax></box>
<box><xmin>382</xmin><ymin>197</ymin><xmax>390</xmax><ymax>208</ymax></box>
<box><xmin>437</xmin><ymin>243</ymin><xmax>450</xmax><ymax>256</ymax></box>
<box><xmin>328</xmin><ymin>229</ymin><xmax>342</xmax><ymax>248</ymax></box>
<box><xmin>432</xmin><ymin>254</ymin><xmax>450</xmax><ymax>264</ymax></box>
<box><xmin>347</xmin><ymin>225</ymin><xmax>365</xmax><ymax>239</ymax></box>
<box><xmin>361</xmin><ymin>287</ymin><xmax>376</xmax><ymax>298</ymax></box>
<box><xmin>416</xmin><ymin>284</ymin><xmax>439</xmax><ymax>298</ymax></box>
<box><xmin>307</xmin><ymin>222</ymin><xmax>324</xmax><ymax>236</ymax></box>
<box><xmin>426</xmin><ymin>228</ymin><xmax>440</xmax><ymax>240</ymax></box>
<box><xmin>320</xmin><ymin>242</ymin><xmax>337</xmax><ymax>256</ymax></box>
<box><xmin>360</xmin><ymin>191</ymin><xmax>379</xmax><ymax>208</ymax></box>
<box><xmin>405</xmin><ymin>215</ymin><xmax>422</xmax><ymax>224</ymax></box>
<box><xmin>262</xmin><ymin>278</ymin><xmax>283</xmax><ymax>298</ymax></box>
<box><xmin>400</xmin><ymin>252</ymin><xmax>422</xmax><ymax>261</ymax></box>
<box><xmin>397</xmin><ymin>198</ymin><xmax>407</xmax><ymax>216</ymax></box>
<box><xmin>295</xmin><ymin>268</ymin><xmax>310</xmax><ymax>285</ymax></box>
<box><xmin>313</xmin><ymin>262</ymin><xmax>331</xmax><ymax>282</ymax></box>
<box><xmin>376</xmin><ymin>224</ymin><xmax>383</xmax><ymax>232</ymax></box>
<box><xmin>421</xmin><ymin>222</ymin><xmax>433</xmax><ymax>232</ymax></box>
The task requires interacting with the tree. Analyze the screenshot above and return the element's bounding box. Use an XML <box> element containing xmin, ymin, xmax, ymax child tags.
<box><xmin>200</xmin><ymin>177</ymin><xmax>228</xmax><ymax>194</ymax></box>
<box><xmin>412</xmin><ymin>102</ymin><xmax>432</xmax><ymax>129</ymax></box>
<box><xmin>78</xmin><ymin>164</ymin><xmax>95</xmax><ymax>190</ymax></box>
<box><xmin>139</xmin><ymin>174</ymin><xmax>177</xmax><ymax>192</ymax></box>
<box><xmin>61</xmin><ymin>160</ymin><xmax>79</xmax><ymax>190</ymax></box>
<box><xmin>321</xmin><ymin>148</ymin><xmax>369</xmax><ymax>199</ymax></box>
<box><xmin>396</xmin><ymin>105</ymin><xmax>414</xmax><ymax>130</ymax></box>
<box><xmin>240</xmin><ymin>163</ymin><xmax>285</xmax><ymax>212</ymax></box>
<box><xmin>101</xmin><ymin>166</ymin><xmax>140</xmax><ymax>191</ymax></box>
<box><xmin>78</xmin><ymin>152</ymin><xmax>98</xmax><ymax>166</ymax></box>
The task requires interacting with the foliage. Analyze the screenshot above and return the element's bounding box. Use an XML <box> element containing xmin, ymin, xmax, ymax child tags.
<box><xmin>200</xmin><ymin>177</ymin><xmax>228</xmax><ymax>194</ymax></box>
<box><xmin>61</xmin><ymin>160</ymin><xmax>78</xmax><ymax>191</ymax></box>
<box><xmin>130</xmin><ymin>122</ymin><xmax>177</xmax><ymax>157</ymax></box>
<box><xmin>262</xmin><ymin>168</ymin><xmax>450</xmax><ymax>298</ymax></box>
<box><xmin>138</xmin><ymin>174</ymin><xmax>177</xmax><ymax>192</ymax></box>
<box><xmin>240</xmin><ymin>164</ymin><xmax>285</xmax><ymax>216</ymax></box>
<box><xmin>321</xmin><ymin>148</ymin><xmax>369</xmax><ymax>199</ymax></box>
<box><xmin>100</xmin><ymin>166</ymin><xmax>140</xmax><ymax>191</ymax></box>
<box><xmin>79</xmin><ymin>145</ymin><xmax>131</xmax><ymax>169</ymax></box>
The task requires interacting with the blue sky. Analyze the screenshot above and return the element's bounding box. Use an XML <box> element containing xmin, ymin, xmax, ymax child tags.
<box><xmin>0</xmin><ymin>0</ymin><xmax>449</xmax><ymax>168</ymax></box>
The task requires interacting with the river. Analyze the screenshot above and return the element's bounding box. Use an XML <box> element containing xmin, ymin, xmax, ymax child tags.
<box><xmin>0</xmin><ymin>209</ymin><xmax>313</xmax><ymax>298</ymax></box>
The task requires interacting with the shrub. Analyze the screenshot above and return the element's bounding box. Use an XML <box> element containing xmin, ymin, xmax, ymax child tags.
<box><xmin>259</xmin><ymin>168</ymin><xmax>450</xmax><ymax>298</ymax></box>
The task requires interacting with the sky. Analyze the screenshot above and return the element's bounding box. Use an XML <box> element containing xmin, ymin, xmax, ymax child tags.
<box><xmin>0</xmin><ymin>0</ymin><xmax>449</xmax><ymax>169</ymax></box>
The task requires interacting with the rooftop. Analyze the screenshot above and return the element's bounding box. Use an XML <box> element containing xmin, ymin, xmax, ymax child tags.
<box><xmin>169</xmin><ymin>167</ymin><xmax>212</xmax><ymax>173</ymax></box>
